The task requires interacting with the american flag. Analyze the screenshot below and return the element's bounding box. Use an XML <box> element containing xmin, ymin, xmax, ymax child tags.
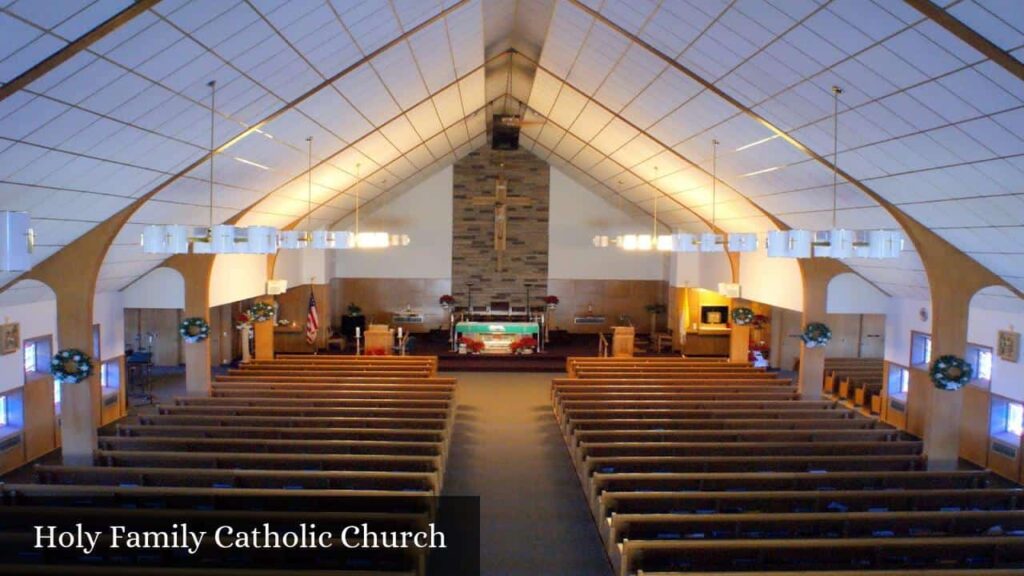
<box><xmin>305</xmin><ymin>291</ymin><xmax>319</xmax><ymax>346</ymax></box>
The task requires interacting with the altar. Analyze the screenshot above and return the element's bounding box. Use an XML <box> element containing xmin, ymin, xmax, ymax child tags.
<box><xmin>455</xmin><ymin>321</ymin><xmax>541</xmax><ymax>354</ymax></box>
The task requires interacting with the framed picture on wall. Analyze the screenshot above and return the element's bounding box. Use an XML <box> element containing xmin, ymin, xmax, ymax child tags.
<box><xmin>997</xmin><ymin>330</ymin><xmax>1020</xmax><ymax>363</ymax></box>
<box><xmin>0</xmin><ymin>322</ymin><xmax>19</xmax><ymax>355</ymax></box>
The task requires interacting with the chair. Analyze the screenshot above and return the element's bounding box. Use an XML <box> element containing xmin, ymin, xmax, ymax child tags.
<box><xmin>393</xmin><ymin>335</ymin><xmax>417</xmax><ymax>356</ymax></box>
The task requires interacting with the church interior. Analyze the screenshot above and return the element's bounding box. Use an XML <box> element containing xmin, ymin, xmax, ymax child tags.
<box><xmin>0</xmin><ymin>0</ymin><xmax>1023</xmax><ymax>574</ymax></box>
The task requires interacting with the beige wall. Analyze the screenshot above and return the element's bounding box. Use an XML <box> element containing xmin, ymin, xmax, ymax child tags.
<box><xmin>772</xmin><ymin>308</ymin><xmax>886</xmax><ymax>371</ymax></box>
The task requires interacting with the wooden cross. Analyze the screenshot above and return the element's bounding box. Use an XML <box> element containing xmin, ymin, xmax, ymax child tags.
<box><xmin>471</xmin><ymin>170</ymin><xmax>530</xmax><ymax>271</ymax></box>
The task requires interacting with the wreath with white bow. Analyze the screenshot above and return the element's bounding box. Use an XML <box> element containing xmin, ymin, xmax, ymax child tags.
<box><xmin>51</xmin><ymin>348</ymin><xmax>93</xmax><ymax>384</ymax></box>
<box><xmin>801</xmin><ymin>322</ymin><xmax>832</xmax><ymax>348</ymax></box>
<box><xmin>179</xmin><ymin>317</ymin><xmax>210</xmax><ymax>343</ymax></box>
<box><xmin>930</xmin><ymin>354</ymin><xmax>973</xmax><ymax>391</ymax></box>
<box><xmin>731</xmin><ymin>307</ymin><xmax>755</xmax><ymax>326</ymax></box>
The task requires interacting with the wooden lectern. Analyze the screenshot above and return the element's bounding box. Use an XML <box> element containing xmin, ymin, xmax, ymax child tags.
<box><xmin>364</xmin><ymin>324</ymin><xmax>393</xmax><ymax>355</ymax></box>
<box><xmin>612</xmin><ymin>326</ymin><xmax>635</xmax><ymax>357</ymax></box>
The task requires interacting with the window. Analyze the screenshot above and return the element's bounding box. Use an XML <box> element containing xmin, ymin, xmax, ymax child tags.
<box><xmin>23</xmin><ymin>341</ymin><xmax>36</xmax><ymax>374</ymax></box>
<box><xmin>910</xmin><ymin>332</ymin><xmax>932</xmax><ymax>368</ymax></box>
<box><xmin>0</xmin><ymin>396</ymin><xmax>7</xmax><ymax>427</ymax></box>
<box><xmin>888</xmin><ymin>364</ymin><xmax>909</xmax><ymax>397</ymax></box>
<box><xmin>54</xmin><ymin>380</ymin><xmax>60</xmax><ymax>408</ymax></box>
<box><xmin>1007</xmin><ymin>402</ymin><xmax>1023</xmax><ymax>437</ymax></box>
<box><xmin>101</xmin><ymin>360</ymin><xmax>120</xmax><ymax>390</ymax></box>
<box><xmin>966</xmin><ymin>344</ymin><xmax>993</xmax><ymax>383</ymax></box>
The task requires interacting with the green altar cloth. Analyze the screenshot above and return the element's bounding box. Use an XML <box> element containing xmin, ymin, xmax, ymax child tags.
<box><xmin>455</xmin><ymin>321</ymin><xmax>540</xmax><ymax>335</ymax></box>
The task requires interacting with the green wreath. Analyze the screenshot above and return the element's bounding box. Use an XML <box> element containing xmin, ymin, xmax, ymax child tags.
<box><xmin>179</xmin><ymin>317</ymin><xmax>210</xmax><ymax>343</ymax></box>
<box><xmin>248</xmin><ymin>302</ymin><xmax>276</xmax><ymax>323</ymax></box>
<box><xmin>930</xmin><ymin>354</ymin><xmax>973</xmax><ymax>391</ymax></box>
<box><xmin>731</xmin><ymin>307</ymin><xmax>755</xmax><ymax>326</ymax></box>
<box><xmin>801</xmin><ymin>322</ymin><xmax>832</xmax><ymax>348</ymax></box>
<box><xmin>50</xmin><ymin>348</ymin><xmax>93</xmax><ymax>384</ymax></box>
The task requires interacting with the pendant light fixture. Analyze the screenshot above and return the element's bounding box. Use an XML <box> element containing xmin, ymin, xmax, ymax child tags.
<box><xmin>596</xmin><ymin>167</ymin><xmax>674</xmax><ymax>252</ymax></box>
<box><xmin>767</xmin><ymin>85</ymin><xmax>902</xmax><ymax>259</ymax></box>
<box><xmin>670</xmin><ymin>140</ymin><xmax>757</xmax><ymax>253</ymax></box>
<box><xmin>335</xmin><ymin>163</ymin><xmax>410</xmax><ymax>249</ymax></box>
<box><xmin>281</xmin><ymin>136</ymin><xmax>334</xmax><ymax>250</ymax></box>
<box><xmin>142</xmin><ymin>80</ymin><xmax>278</xmax><ymax>255</ymax></box>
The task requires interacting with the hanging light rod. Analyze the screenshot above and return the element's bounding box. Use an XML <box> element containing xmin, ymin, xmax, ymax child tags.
<box><xmin>766</xmin><ymin>85</ymin><xmax>903</xmax><ymax>260</ymax></box>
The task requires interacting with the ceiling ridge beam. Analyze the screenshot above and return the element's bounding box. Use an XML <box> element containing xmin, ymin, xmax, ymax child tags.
<box><xmin>904</xmin><ymin>0</ymin><xmax>1024</xmax><ymax>83</ymax></box>
<box><xmin>0</xmin><ymin>0</ymin><xmax>474</xmax><ymax>296</ymax></box>
<box><xmin>566</xmin><ymin>0</ymin><xmax>1020</xmax><ymax>301</ymax></box>
<box><xmin>0</xmin><ymin>0</ymin><xmax>160</xmax><ymax>104</ymax></box>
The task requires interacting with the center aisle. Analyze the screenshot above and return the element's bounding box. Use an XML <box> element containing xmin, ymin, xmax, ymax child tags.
<box><xmin>442</xmin><ymin>372</ymin><xmax>613</xmax><ymax>576</ymax></box>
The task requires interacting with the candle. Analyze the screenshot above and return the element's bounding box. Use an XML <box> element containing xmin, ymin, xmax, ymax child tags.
<box><xmin>356</xmin><ymin>327</ymin><xmax>361</xmax><ymax>339</ymax></box>
<box><xmin>398</xmin><ymin>327</ymin><xmax>403</xmax><ymax>339</ymax></box>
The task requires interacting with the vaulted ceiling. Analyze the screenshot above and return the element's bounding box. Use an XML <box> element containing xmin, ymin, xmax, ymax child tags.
<box><xmin>0</xmin><ymin>0</ymin><xmax>1021</xmax><ymax>311</ymax></box>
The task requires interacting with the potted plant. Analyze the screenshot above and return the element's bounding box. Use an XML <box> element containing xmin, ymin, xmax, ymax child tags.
<box><xmin>347</xmin><ymin>302</ymin><xmax>363</xmax><ymax>316</ymax></box>
<box><xmin>510</xmin><ymin>336</ymin><xmax>538</xmax><ymax>355</ymax></box>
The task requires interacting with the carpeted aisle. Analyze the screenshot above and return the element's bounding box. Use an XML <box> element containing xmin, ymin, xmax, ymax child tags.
<box><xmin>441</xmin><ymin>372</ymin><xmax>612</xmax><ymax>576</ymax></box>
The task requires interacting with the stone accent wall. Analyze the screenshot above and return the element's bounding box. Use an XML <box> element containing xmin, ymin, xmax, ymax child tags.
<box><xmin>452</xmin><ymin>146</ymin><xmax>549</xmax><ymax>307</ymax></box>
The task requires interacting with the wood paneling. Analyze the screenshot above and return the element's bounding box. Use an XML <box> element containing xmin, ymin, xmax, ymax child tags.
<box><xmin>22</xmin><ymin>372</ymin><xmax>56</xmax><ymax>462</ymax></box>
<box><xmin>906</xmin><ymin>369</ymin><xmax>932</xmax><ymax>438</ymax></box>
<box><xmin>125</xmin><ymin>308</ymin><xmax>181</xmax><ymax>366</ymax></box>
<box><xmin>208</xmin><ymin>302</ymin><xmax>235</xmax><ymax>366</ymax></box>
<box><xmin>547</xmin><ymin>279</ymin><xmax>669</xmax><ymax>334</ymax></box>
<box><xmin>275</xmin><ymin>284</ymin><xmax>332</xmax><ymax>348</ymax></box>
<box><xmin>330</xmin><ymin>278</ymin><xmax>453</xmax><ymax>333</ymax></box>
<box><xmin>960</xmin><ymin>385</ymin><xmax>990</xmax><ymax>468</ymax></box>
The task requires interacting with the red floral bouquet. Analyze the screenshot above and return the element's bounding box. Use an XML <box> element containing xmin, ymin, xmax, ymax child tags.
<box><xmin>509</xmin><ymin>336</ymin><xmax>537</xmax><ymax>353</ymax></box>
<box><xmin>458</xmin><ymin>336</ymin><xmax>485</xmax><ymax>353</ymax></box>
<box><xmin>543</xmin><ymin>295</ymin><xmax>559</xmax><ymax>308</ymax></box>
<box><xmin>439</xmin><ymin>294</ymin><xmax>455</xmax><ymax>308</ymax></box>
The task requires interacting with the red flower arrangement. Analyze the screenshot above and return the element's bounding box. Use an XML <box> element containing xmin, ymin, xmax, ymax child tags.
<box><xmin>439</xmin><ymin>294</ymin><xmax>455</xmax><ymax>307</ymax></box>
<box><xmin>458</xmin><ymin>336</ymin><xmax>485</xmax><ymax>353</ymax></box>
<box><xmin>509</xmin><ymin>336</ymin><xmax>537</xmax><ymax>353</ymax></box>
<box><xmin>543</xmin><ymin>295</ymin><xmax>559</xmax><ymax>306</ymax></box>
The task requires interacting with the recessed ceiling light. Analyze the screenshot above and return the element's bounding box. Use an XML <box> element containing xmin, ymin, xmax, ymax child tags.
<box><xmin>735</xmin><ymin>134</ymin><xmax>779</xmax><ymax>152</ymax></box>
<box><xmin>234</xmin><ymin>157</ymin><xmax>270</xmax><ymax>170</ymax></box>
<box><xmin>740</xmin><ymin>166</ymin><xmax>781</xmax><ymax>177</ymax></box>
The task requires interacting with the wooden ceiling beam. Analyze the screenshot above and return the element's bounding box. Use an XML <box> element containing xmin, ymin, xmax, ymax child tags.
<box><xmin>904</xmin><ymin>0</ymin><xmax>1024</xmax><ymax>83</ymax></box>
<box><xmin>566</xmin><ymin>0</ymin><xmax>1021</xmax><ymax>301</ymax></box>
<box><xmin>0</xmin><ymin>0</ymin><xmax>160</xmax><ymax>104</ymax></box>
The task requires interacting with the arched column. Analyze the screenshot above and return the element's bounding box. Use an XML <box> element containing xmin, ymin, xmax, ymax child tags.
<box><xmin>796</xmin><ymin>258</ymin><xmax>847</xmax><ymax>399</ymax></box>
<box><xmin>165</xmin><ymin>255</ymin><xmax>215</xmax><ymax>396</ymax></box>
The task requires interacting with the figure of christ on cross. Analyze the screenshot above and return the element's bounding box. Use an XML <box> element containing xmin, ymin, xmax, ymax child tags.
<box><xmin>471</xmin><ymin>167</ymin><xmax>531</xmax><ymax>272</ymax></box>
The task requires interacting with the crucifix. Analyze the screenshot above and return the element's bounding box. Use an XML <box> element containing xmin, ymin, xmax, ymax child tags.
<box><xmin>471</xmin><ymin>162</ymin><xmax>531</xmax><ymax>271</ymax></box>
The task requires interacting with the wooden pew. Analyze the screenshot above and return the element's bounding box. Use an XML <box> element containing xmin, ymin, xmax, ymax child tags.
<box><xmin>95</xmin><ymin>450</ymin><xmax>442</xmax><ymax>474</ymax></box>
<box><xmin>588</xmin><ymin>469</ymin><xmax>994</xmax><ymax>502</ymax></box>
<box><xmin>35</xmin><ymin>465</ymin><xmax>440</xmax><ymax>493</ymax></box>
<box><xmin>174</xmin><ymin>396</ymin><xmax>453</xmax><ymax>410</ymax></box>
<box><xmin>136</xmin><ymin>414</ymin><xmax>449</xmax><ymax>430</ymax></box>
<box><xmin>582</xmin><ymin>454</ymin><xmax>925</xmax><ymax>477</ymax></box>
<box><xmin>576</xmin><ymin>440</ymin><xmax>923</xmax><ymax>461</ymax></box>
<box><xmin>568</xmin><ymin>417</ymin><xmax>878</xmax><ymax>433</ymax></box>
<box><xmin>157</xmin><ymin>405</ymin><xmax>451</xmax><ymax>420</ymax></box>
<box><xmin>621</xmin><ymin>536</ymin><xmax>1024</xmax><ymax>576</ymax></box>
<box><xmin>600</xmin><ymin>487</ymin><xmax>1024</xmax><ymax>519</ymax></box>
<box><xmin>97</xmin><ymin>436</ymin><xmax>444</xmax><ymax>457</ymax></box>
<box><xmin>117</xmin><ymin>424</ymin><xmax>446</xmax><ymax>443</ymax></box>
